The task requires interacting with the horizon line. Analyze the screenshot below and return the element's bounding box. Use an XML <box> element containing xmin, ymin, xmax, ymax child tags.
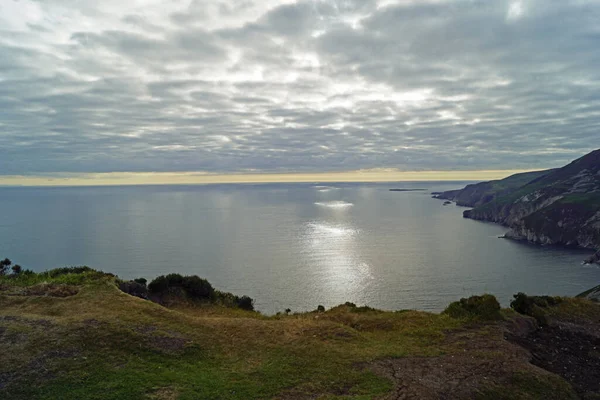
<box><xmin>0</xmin><ymin>169</ymin><xmax>538</xmax><ymax>187</ymax></box>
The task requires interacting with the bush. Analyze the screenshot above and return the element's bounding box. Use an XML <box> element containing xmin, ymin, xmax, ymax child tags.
<box><xmin>317</xmin><ymin>305</ymin><xmax>325</xmax><ymax>312</ymax></box>
<box><xmin>147</xmin><ymin>274</ymin><xmax>255</xmax><ymax>310</ymax></box>
<box><xmin>510</xmin><ymin>293</ymin><xmax>563</xmax><ymax>325</ymax></box>
<box><xmin>236</xmin><ymin>295</ymin><xmax>254</xmax><ymax>311</ymax></box>
<box><xmin>119</xmin><ymin>281</ymin><xmax>149</xmax><ymax>299</ymax></box>
<box><xmin>182</xmin><ymin>275</ymin><xmax>214</xmax><ymax>298</ymax></box>
<box><xmin>133</xmin><ymin>277</ymin><xmax>147</xmax><ymax>286</ymax></box>
<box><xmin>444</xmin><ymin>294</ymin><xmax>502</xmax><ymax>320</ymax></box>
<box><xmin>148</xmin><ymin>274</ymin><xmax>214</xmax><ymax>300</ymax></box>
<box><xmin>0</xmin><ymin>258</ymin><xmax>12</xmax><ymax>275</ymax></box>
<box><xmin>11</xmin><ymin>265</ymin><xmax>22</xmax><ymax>275</ymax></box>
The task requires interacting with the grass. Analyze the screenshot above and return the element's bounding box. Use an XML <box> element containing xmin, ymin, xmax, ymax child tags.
<box><xmin>0</xmin><ymin>272</ymin><xmax>459</xmax><ymax>399</ymax></box>
<box><xmin>1</xmin><ymin>268</ymin><xmax>595</xmax><ymax>399</ymax></box>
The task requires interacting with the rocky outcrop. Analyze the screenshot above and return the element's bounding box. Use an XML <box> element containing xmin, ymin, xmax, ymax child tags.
<box><xmin>585</xmin><ymin>251</ymin><xmax>600</xmax><ymax>265</ymax></box>
<box><xmin>437</xmin><ymin>149</ymin><xmax>600</xmax><ymax>255</ymax></box>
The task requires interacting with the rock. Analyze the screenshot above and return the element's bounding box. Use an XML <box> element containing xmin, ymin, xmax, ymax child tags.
<box><xmin>584</xmin><ymin>250</ymin><xmax>600</xmax><ymax>265</ymax></box>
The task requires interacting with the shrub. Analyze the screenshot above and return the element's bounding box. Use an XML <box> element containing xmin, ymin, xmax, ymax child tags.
<box><xmin>182</xmin><ymin>275</ymin><xmax>214</xmax><ymax>299</ymax></box>
<box><xmin>11</xmin><ymin>265</ymin><xmax>22</xmax><ymax>275</ymax></box>
<box><xmin>510</xmin><ymin>293</ymin><xmax>563</xmax><ymax>325</ymax></box>
<box><xmin>119</xmin><ymin>281</ymin><xmax>149</xmax><ymax>299</ymax></box>
<box><xmin>133</xmin><ymin>277</ymin><xmax>147</xmax><ymax>287</ymax></box>
<box><xmin>317</xmin><ymin>305</ymin><xmax>325</xmax><ymax>312</ymax></box>
<box><xmin>344</xmin><ymin>302</ymin><xmax>357</xmax><ymax>308</ymax></box>
<box><xmin>237</xmin><ymin>295</ymin><xmax>254</xmax><ymax>311</ymax></box>
<box><xmin>0</xmin><ymin>258</ymin><xmax>12</xmax><ymax>275</ymax></box>
<box><xmin>148</xmin><ymin>274</ymin><xmax>214</xmax><ymax>300</ymax></box>
<box><xmin>148</xmin><ymin>273</ymin><xmax>184</xmax><ymax>294</ymax></box>
<box><xmin>444</xmin><ymin>294</ymin><xmax>502</xmax><ymax>320</ymax></box>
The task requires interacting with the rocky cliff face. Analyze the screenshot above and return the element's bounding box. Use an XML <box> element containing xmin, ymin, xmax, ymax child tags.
<box><xmin>436</xmin><ymin>149</ymin><xmax>600</xmax><ymax>257</ymax></box>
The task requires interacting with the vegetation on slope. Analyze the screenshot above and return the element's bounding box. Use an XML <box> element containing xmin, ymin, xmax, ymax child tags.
<box><xmin>432</xmin><ymin>169</ymin><xmax>552</xmax><ymax>207</ymax></box>
<box><xmin>1</xmin><ymin>264</ymin><xmax>599</xmax><ymax>399</ymax></box>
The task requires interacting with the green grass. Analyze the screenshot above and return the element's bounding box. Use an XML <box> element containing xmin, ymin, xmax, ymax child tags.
<box><xmin>0</xmin><ymin>273</ymin><xmax>461</xmax><ymax>399</ymax></box>
<box><xmin>0</xmin><ymin>267</ymin><xmax>112</xmax><ymax>287</ymax></box>
<box><xmin>1</xmin><ymin>268</ymin><xmax>593</xmax><ymax>399</ymax></box>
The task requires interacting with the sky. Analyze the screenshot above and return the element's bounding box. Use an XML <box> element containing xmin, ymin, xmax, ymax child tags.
<box><xmin>1</xmin><ymin>0</ymin><xmax>599</xmax><ymax>184</ymax></box>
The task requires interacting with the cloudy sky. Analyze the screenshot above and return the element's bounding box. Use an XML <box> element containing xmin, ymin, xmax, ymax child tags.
<box><xmin>1</xmin><ymin>0</ymin><xmax>599</xmax><ymax>182</ymax></box>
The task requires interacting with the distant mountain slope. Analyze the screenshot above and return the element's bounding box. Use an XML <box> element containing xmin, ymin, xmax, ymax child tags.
<box><xmin>435</xmin><ymin>149</ymin><xmax>600</xmax><ymax>251</ymax></box>
<box><xmin>433</xmin><ymin>169</ymin><xmax>554</xmax><ymax>207</ymax></box>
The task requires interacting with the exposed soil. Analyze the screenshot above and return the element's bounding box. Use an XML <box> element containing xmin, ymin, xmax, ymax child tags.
<box><xmin>146</xmin><ymin>335</ymin><xmax>189</xmax><ymax>353</ymax></box>
<box><xmin>506</xmin><ymin>322</ymin><xmax>600</xmax><ymax>398</ymax></box>
<box><xmin>0</xmin><ymin>349</ymin><xmax>80</xmax><ymax>389</ymax></box>
<box><xmin>370</xmin><ymin>320</ymin><xmax>544</xmax><ymax>400</ymax></box>
<box><xmin>369</xmin><ymin>313</ymin><xmax>600</xmax><ymax>400</ymax></box>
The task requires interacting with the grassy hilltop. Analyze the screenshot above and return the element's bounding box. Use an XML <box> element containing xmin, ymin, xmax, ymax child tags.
<box><xmin>1</xmin><ymin>266</ymin><xmax>599</xmax><ymax>400</ymax></box>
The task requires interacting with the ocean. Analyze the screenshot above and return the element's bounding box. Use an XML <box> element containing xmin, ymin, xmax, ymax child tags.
<box><xmin>1</xmin><ymin>182</ymin><xmax>598</xmax><ymax>314</ymax></box>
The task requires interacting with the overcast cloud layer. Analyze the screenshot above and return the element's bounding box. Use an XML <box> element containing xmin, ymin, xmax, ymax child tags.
<box><xmin>1</xmin><ymin>0</ymin><xmax>599</xmax><ymax>174</ymax></box>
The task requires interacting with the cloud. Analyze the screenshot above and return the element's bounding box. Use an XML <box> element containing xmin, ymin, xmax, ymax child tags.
<box><xmin>0</xmin><ymin>0</ymin><xmax>599</xmax><ymax>175</ymax></box>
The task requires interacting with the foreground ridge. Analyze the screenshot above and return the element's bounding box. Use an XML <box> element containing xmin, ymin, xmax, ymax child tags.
<box><xmin>1</xmin><ymin>267</ymin><xmax>599</xmax><ymax>399</ymax></box>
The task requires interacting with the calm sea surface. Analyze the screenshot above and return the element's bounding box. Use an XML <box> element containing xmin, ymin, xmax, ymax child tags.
<box><xmin>1</xmin><ymin>182</ymin><xmax>598</xmax><ymax>314</ymax></box>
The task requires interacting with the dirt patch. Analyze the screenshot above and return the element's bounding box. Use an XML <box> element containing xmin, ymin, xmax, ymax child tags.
<box><xmin>370</xmin><ymin>326</ymin><xmax>532</xmax><ymax>399</ymax></box>
<box><xmin>0</xmin><ymin>348</ymin><xmax>80</xmax><ymax>389</ymax></box>
<box><xmin>134</xmin><ymin>325</ymin><xmax>158</xmax><ymax>335</ymax></box>
<box><xmin>0</xmin><ymin>326</ymin><xmax>28</xmax><ymax>345</ymax></box>
<box><xmin>368</xmin><ymin>317</ymin><xmax>577</xmax><ymax>400</ymax></box>
<box><xmin>147</xmin><ymin>335</ymin><xmax>188</xmax><ymax>353</ymax></box>
<box><xmin>507</xmin><ymin>323</ymin><xmax>600</xmax><ymax>398</ymax></box>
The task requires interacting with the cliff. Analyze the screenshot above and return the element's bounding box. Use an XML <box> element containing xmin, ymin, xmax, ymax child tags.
<box><xmin>436</xmin><ymin>149</ymin><xmax>600</xmax><ymax>251</ymax></box>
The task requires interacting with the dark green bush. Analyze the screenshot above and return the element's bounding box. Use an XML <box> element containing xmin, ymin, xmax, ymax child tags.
<box><xmin>182</xmin><ymin>275</ymin><xmax>214</xmax><ymax>298</ymax></box>
<box><xmin>119</xmin><ymin>281</ymin><xmax>149</xmax><ymax>299</ymax></box>
<box><xmin>510</xmin><ymin>293</ymin><xmax>562</xmax><ymax>315</ymax></box>
<box><xmin>317</xmin><ymin>305</ymin><xmax>325</xmax><ymax>312</ymax></box>
<box><xmin>148</xmin><ymin>274</ymin><xmax>214</xmax><ymax>300</ymax></box>
<box><xmin>0</xmin><ymin>258</ymin><xmax>12</xmax><ymax>275</ymax></box>
<box><xmin>11</xmin><ymin>265</ymin><xmax>22</xmax><ymax>275</ymax></box>
<box><xmin>133</xmin><ymin>277</ymin><xmax>147</xmax><ymax>286</ymax></box>
<box><xmin>444</xmin><ymin>294</ymin><xmax>502</xmax><ymax>320</ymax></box>
<box><xmin>510</xmin><ymin>293</ymin><xmax>563</xmax><ymax>325</ymax></box>
<box><xmin>148</xmin><ymin>273</ymin><xmax>184</xmax><ymax>294</ymax></box>
<box><xmin>344</xmin><ymin>302</ymin><xmax>357</xmax><ymax>308</ymax></box>
<box><xmin>236</xmin><ymin>295</ymin><xmax>254</xmax><ymax>311</ymax></box>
